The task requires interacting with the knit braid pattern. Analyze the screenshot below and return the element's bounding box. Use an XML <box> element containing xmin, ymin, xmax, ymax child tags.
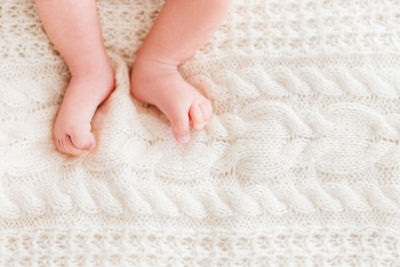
<box><xmin>1</xmin><ymin>0</ymin><xmax>400</xmax><ymax>265</ymax></box>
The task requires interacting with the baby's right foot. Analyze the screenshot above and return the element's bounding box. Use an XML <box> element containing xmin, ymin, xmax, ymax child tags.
<box><xmin>53</xmin><ymin>65</ymin><xmax>115</xmax><ymax>156</ymax></box>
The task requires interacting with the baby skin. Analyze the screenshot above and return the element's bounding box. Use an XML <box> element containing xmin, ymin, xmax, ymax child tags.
<box><xmin>34</xmin><ymin>0</ymin><xmax>231</xmax><ymax>156</ymax></box>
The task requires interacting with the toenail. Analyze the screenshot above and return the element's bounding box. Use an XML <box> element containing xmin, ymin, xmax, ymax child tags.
<box><xmin>88</xmin><ymin>143</ymin><xmax>95</xmax><ymax>150</ymax></box>
<box><xmin>196</xmin><ymin>121</ymin><xmax>208</xmax><ymax>129</ymax></box>
<box><xmin>200</xmin><ymin>121</ymin><xmax>208</xmax><ymax>127</ymax></box>
<box><xmin>177</xmin><ymin>134</ymin><xmax>189</xmax><ymax>143</ymax></box>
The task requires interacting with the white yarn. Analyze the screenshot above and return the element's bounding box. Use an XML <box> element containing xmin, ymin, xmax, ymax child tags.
<box><xmin>1</xmin><ymin>0</ymin><xmax>400</xmax><ymax>265</ymax></box>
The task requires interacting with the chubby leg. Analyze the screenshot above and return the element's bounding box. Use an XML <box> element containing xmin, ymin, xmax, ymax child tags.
<box><xmin>35</xmin><ymin>0</ymin><xmax>115</xmax><ymax>156</ymax></box>
<box><xmin>131</xmin><ymin>0</ymin><xmax>232</xmax><ymax>143</ymax></box>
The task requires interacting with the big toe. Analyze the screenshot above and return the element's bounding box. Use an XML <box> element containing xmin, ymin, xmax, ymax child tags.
<box><xmin>68</xmin><ymin>126</ymin><xmax>96</xmax><ymax>151</ymax></box>
<box><xmin>189</xmin><ymin>98</ymin><xmax>212</xmax><ymax>130</ymax></box>
<box><xmin>168</xmin><ymin>110</ymin><xmax>190</xmax><ymax>144</ymax></box>
<box><xmin>64</xmin><ymin>136</ymin><xmax>84</xmax><ymax>156</ymax></box>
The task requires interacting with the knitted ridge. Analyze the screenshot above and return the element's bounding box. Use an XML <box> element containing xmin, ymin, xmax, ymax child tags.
<box><xmin>1</xmin><ymin>177</ymin><xmax>400</xmax><ymax>219</ymax></box>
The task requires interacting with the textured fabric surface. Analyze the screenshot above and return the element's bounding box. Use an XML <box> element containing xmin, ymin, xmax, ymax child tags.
<box><xmin>1</xmin><ymin>0</ymin><xmax>400</xmax><ymax>265</ymax></box>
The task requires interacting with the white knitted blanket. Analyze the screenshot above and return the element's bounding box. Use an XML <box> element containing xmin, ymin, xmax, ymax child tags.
<box><xmin>1</xmin><ymin>0</ymin><xmax>400</xmax><ymax>265</ymax></box>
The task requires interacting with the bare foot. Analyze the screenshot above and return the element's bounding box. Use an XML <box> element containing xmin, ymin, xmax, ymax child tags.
<box><xmin>53</xmin><ymin>65</ymin><xmax>115</xmax><ymax>156</ymax></box>
<box><xmin>130</xmin><ymin>56</ymin><xmax>212</xmax><ymax>144</ymax></box>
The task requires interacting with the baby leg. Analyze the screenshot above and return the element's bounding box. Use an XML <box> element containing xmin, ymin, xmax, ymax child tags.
<box><xmin>130</xmin><ymin>0</ymin><xmax>232</xmax><ymax>143</ymax></box>
<box><xmin>35</xmin><ymin>0</ymin><xmax>115</xmax><ymax>156</ymax></box>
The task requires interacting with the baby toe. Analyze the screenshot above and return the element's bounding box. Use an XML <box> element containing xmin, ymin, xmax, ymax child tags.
<box><xmin>63</xmin><ymin>135</ymin><xmax>83</xmax><ymax>156</ymax></box>
<box><xmin>200</xmin><ymin>99</ymin><xmax>212</xmax><ymax>123</ymax></box>
<box><xmin>189</xmin><ymin>100</ymin><xmax>205</xmax><ymax>130</ymax></box>
<box><xmin>68</xmin><ymin>126</ymin><xmax>96</xmax><ymax>151</ymax></box>
<box><xmin>169</xmin><ymin>112</ymin><xmax>190</xmax><ymax>144</ymax></box>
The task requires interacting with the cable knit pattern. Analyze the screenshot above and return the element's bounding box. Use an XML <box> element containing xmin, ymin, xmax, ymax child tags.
<box><xmin>1</xmin><ymin>0</ymin><xmax>400</xmax><ymax>265</ymax></box>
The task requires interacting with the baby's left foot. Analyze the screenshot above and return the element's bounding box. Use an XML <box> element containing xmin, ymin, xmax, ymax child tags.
<box><xmin>130</xmin><ymin>57</ymin><xmax>212</xmax><ymax>143</ymax></box>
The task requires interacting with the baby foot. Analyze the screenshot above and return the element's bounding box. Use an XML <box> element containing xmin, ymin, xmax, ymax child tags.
<box><xmin>130</xmin><ymin>57</ymin><xmax>212</xmax><ymax>143</ymax></box>
<box><xmin>53</xmin><ymin>65</ymin><xmax>115</xmax><ymax>156</ymax></box>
